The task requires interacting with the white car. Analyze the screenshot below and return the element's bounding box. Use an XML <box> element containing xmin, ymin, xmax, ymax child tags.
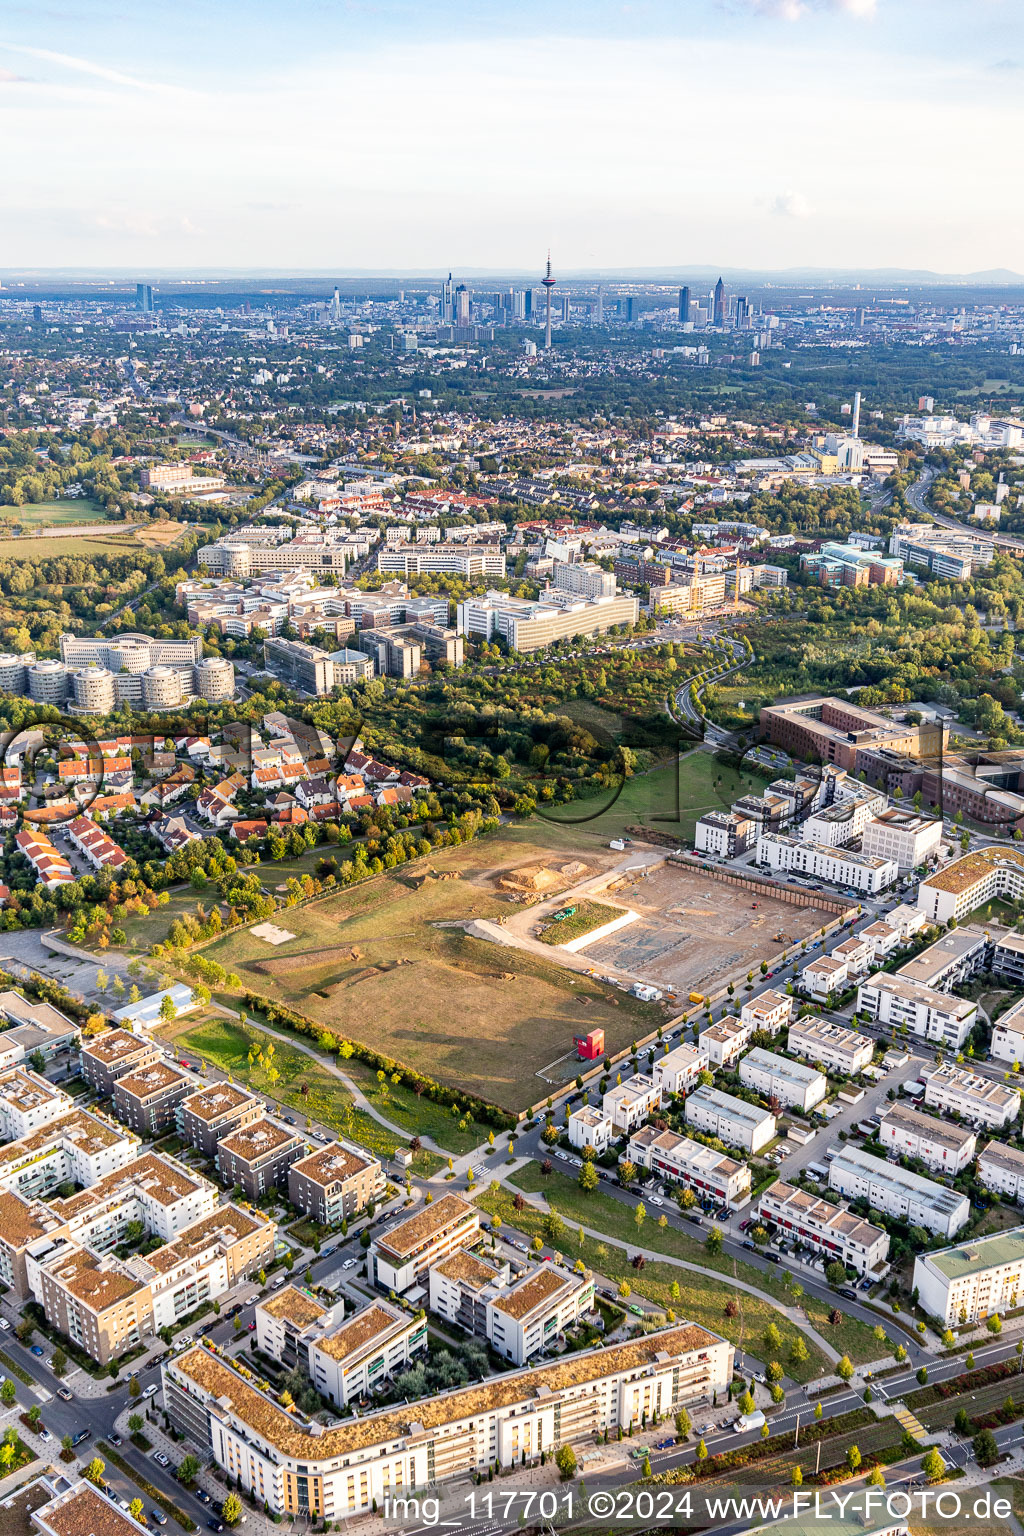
<box><xmin>342</xmin><ymin>1258</ymin><xmax>357</xmax><ymax>1270</ymax></box>
<box><xmin>649</xmin><ymin>1196</ymin><xmax>664</xmax><ymax>1207</ymax></box>
<box><xmin>0</xmin><ymin>1319</ymin><xmax>9</xmax><ymax>1331</ymax></box>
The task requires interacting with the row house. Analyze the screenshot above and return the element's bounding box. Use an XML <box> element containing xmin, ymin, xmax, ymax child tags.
<box><xmin>757</xmin><ymin>1180</ymin><xmax>889</xmax><ymax>1278</ymax></box>
<box><xmin>878</xmin><ymin>1101</ymin><xmax>977</xmax><ymax>1175</ymax></box>
<box><xmin>626</xmin><ymin>1125</ymin><xmax>751</xmax><ymax>1208</ymax></box>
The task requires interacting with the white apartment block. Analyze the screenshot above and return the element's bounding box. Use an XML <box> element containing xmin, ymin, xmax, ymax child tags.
<box><xmin>627</xmin><ymin>1126</ymin><xmax>752</xmax><ymax>1209</ymax></box>
<box><xmin>740</xmin><ymin>990</ymin><xmax>792</xmax><ymax>1034</ymax></box>
<box><xmin>653</xmin><ymin>1042</ymin><xmax>708</xmax><ymax>1097</ymax></box>
<box><xmin>831</xmin><ymin>937</ymin><xmax>872</xmax><ymax>978</ymax></box>
<box><xmin>694</xmin><ymin>811</ymin><xmax>755</xmax><ymax>859</ymax></box>
<box><xmin>684</xmin><ymin>1084</ymin><xmax>776</xmax><ymax>1154</ymax></box>
<box><xmin>738</xmin><ymin>1047</ymin><xmax>827</xmax><ymax>1113</ymax></box>
<box><xmin>757</xmin><ymin>1180</ymin><xmax>889</xmax><ymax>1278</ymax></box>
<box><xmin>856</xmin><ymin>972</ymin><xmax>977</xmax><ymax>1050</ymax></box>
<box><xmin>254</xmin><ymin>1284</ymin><xmax>334</xmax><ymax>1365</ymax></box>
<box><xmin>991</xmin><ymin>996</ymin><xmax>1024</xmax><ymax>1066</ymax></box>
<box><xmin>164</xmin><ymin>1323</ymin><xmax>734</xmax><ymax>1520</ymax></box>
<box><xmin>0</xmin><ymin>1068</ymin><xmax>72</xmax><ymax>1141</ymax></box>
<box><xmin>861</xmin><ymin>809</ymin><xmax>942</xmax><ymax>872</ymax></box>
<box><xmin>800</xmin><ymin>789</ymin><xmax>887</xmax><ymax>848</ymax></box>
<box><xmin>859</xmin><ymin>920</ymin><xmax>904</xmax><ymax>963</ymax></box>
<box><xmin>309</xmin><ymin>1302</ymin><xmax>429</xmax><ymax>1408</ymax></box>
<box><xmin>370</xmin><ymin>1194</ymin><xmax>480</xmax><ymax>1293</ymax></box>
<box><xmin>920</xmin><ymin>1061</ymin><xmax>1021</xmax><ymax>1130</ymax></box>
<box><xmin>827</xmin><ymin>1145</ymin><xmax>970</xmax><ymax>1239</ymax></box>
<box><xmin>487</xmin><ymin>1265</ymin><xmax>596</xmax><ymax>1367</ymax></box>
<box><xmin>603</xmin><ymin>1073</ymin><xmax>662</xmax><ymax>1134</ymax></box>
<box><xmin>0</xmin><ymin>1109</ymin><xmax>138</xmax><ymax>1213</ymax></box>
<box><xmin>786</xmin><ymin>1018</ymin><xmax>873</xmax><ymax>1077</ymax></box>
<box><xmin>878</xmin><ymin>1101</ymin><xmax>977</xmax><ymax>1175</ymax></box>
<box><xmin>801</xmin><ymin>954</ymin><xmax>849</xmax><ymax>1002</ymax></box>
<box><xmin>978</xmin><ymin>1140</ymin><xmax>1024</xmax><ymax>1202</ymax></box>
<box><xmin>914</xmin><ymin>1226</ymin><xmax>1024</xmax><ymax>1327</ymax></box>
<box><xmin>756</xmin><ymin>833</ymin><xmax>897</xmax><ymax>894</ymax></box>
<box><xmin>699</xmin><ymin>1017</ymin><xmax>752</xmax><ymax>1069</ymax></box>
<box><xmin>567</xmin><ymin>1106</ymin><xmax>615</xmax><ymax>1155</ymax></box>
<box><xmin>918</xmin><ymin>846</ymin><xmax>1024</xmax><ymax>926</ymax></box>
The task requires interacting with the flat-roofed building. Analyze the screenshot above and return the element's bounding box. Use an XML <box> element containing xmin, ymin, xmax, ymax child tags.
<box><xmin>991</xmin><ymin>932</ymin><xmax>1024</xmax><ymax>989</ymax></box>
<box><xmin>801</xmin><ymin>790</ymin><xmax>887</xmax><ymax>848</ymax></box>
<box><xmin>80</xmin><ymin>1028</ymin><xmax>160</xmax><ymax>1095</ymax></box>
<box><xmin>567</xmin><ymin>1105</ymin><xmax>615</xmax><ymax>1155</ymax></box>
<box><xmin>991</xmin><ymin>995</ymin><xmax>1024</xmax><ymax>1066</ymax></box>
<box><xmin>603</xmin><ymin>1073</ymin><xmax>661</xmax><ymax>1134</ymax></box>
<box><xmin>914</xmin><ymin>1226</ymin><xmax>1024</xmax><ymax>1327</ymax></box>
<box><xmin>164</xmin><ymin>1322</ymin><xmax>734</xmax><ymax>1518</ymax></box>
<box><xmin>177</xmin><ymin>1082</ymin><xmax>264</xmax><ymax>1157</ymax></box>
<box><xmin>856</xmin><ymin>971</ymin><xmax>977</xmax><ymax>1050</ymax></box>
<box><xmin>896</xmin><ymin>926</ymin><xmax>990</xmax><ymax>992</ymax></box>
<box><xmin>831</xmin><ymin>936</ymin><xmax>872</xmax><ymax>978</ymax></box>
<box><xmin>216</xmin><ymin>1117</ymin><xmax>306</xmax><ymax>1198</ymax></box>
<box><xmin>652</xmin><ymin>1042</ymin><xmax>708</xmax><ymax>1097</ymax></box>
<box><xmin>978</xmin><ymin>1139</ymin><xmax>1024</xmax><ymax>1201</ymax></box>
<box><xmin>309</xmin><ymin>1300</ymin><xmax>428</xmax><ymax>1408</ymax></box>
<box><xmin>684</xmin><ymin>1084</ymin><xmax>776</xmax><ymax>1154</ymax></box>
<box><xmin>878</xmin><ymin>1101</ymin><xmax>977</xmax><ymax>1174</ymax></box>
<box><xmin>918</xmin><ymin>846</ymin><xmax>1024</xmax><ymax>926</ymax></box>
<box><xmin>827</xmin><ymin>1144</ymin><xmax>969</xmax><ymax>1238</ymax></box>
<box><xmin>861</xmin><ymin>808</ymin><xmax>942</xmax><ymax>871</ymax></box>
<box><xmin>694</xmin><ymin>810</ymin><xmax>755</xmax><ymax>859</ymax></box>
<box><xmin>699</xmin><ymin>1016</ymin><xmax>751</xmax><ymax>1069</ymax></box>
<box><xmin>860</xmin><ymin>919</ymin><xmax>904</xmax><ymax>962</ymax></box>
<box><xmin>35</xmin><ymin>1201</ymin><xmax>274</xmax><ymax>1364</ymax></box>
<box><xmin>740</xmin><ymin>990</ymin><xmax>793</xmax><ymax>1035</ymax></box>
<box><xmin>759</xmin><ymin>696</ymin><xmax>946</xmax><ymax>774</ymax></box>
<box><xmin>255</xmin><ymin>1284</ymin><xmax>332</xmax><ymax>1366</ymax></box>
<box><xmin>370</xmin><ymin>1193</ymin><xmax>479</xmax><ymax>1293</ymax></box>
<box><xmin>739</xmin><ymin>1047</ymin><xmax>827</xmax><ymax>1113</ymax></box>
<box><xmin>627</xmin><ymin>1126</ymin><xmax>751</xmax><ymax>1209</ymax></box>
<box><xmin>787</xmin><ymin>1018</ymin><xmax>873</xmax><ymax>1077</ymax></box>
<box><xmin>800</xmin><ymin>954</ymin><xmax>849</xmax><ymax>1003</ymax></box>
<box><xmin>756</xmin><ymin>833</ymin><xmax>897</xmax><ymax>894</ymax></box>
<box><xmin>32</xmin><ymin>1480</ymin><xmax>152</xmax><ymax>1536</ymax></box>
<box><xmin>0</xmin><ymin>1067</ymin><xmax>71</xmax><ymax>1140</ymax></box>
<box><xmin>0</xmin><ymin>990</ymin><xmax>78</xmax><ymax>1058</ymax></box>
<box><xmin>429</xmin><ymin>1249</ymin><xmax>509</xmax><ymax>1335</ymax></box>
<box><xmin>757</xmin><ymin>1179</ymin><xmax>889</xmax><ymax>1278</ymax></box>
<box><xmin>287</xmin><ymin>1141</ymin><xmax>385</xmax><ymax>1226</ymax></box>
<box><xmin>113</xmin><ymin>1059</ymin><xmax>197</xmax><ymax>1136</ymax></box>
<box><xmin>487</xmin><ymin>1265</ymin><xmax>595</xmax><ymax>1367</ymax></box>
<box><xmin>920</xmin><ymin>1061</ymin><xmax>1021</xmax><ymax>1130</ymax></box>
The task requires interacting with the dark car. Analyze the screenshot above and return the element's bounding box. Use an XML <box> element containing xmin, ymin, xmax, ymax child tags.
<box><xmin>686</xmin><ymin>1212</ymin><xmax>703</xmax><ymax>1226</ymax></box>
<box><xmin>839</xmin><ymin>1287</ymin><xmax>858</xmax><ymax>1302</ymax></box>
<box><xmin>71</xmin><ymin>1429</ymin><xmax>92</xmax><ymax>1447</ymax></box>
<box><xmin>765</xmin><ymin>1252</ymin><xmax>781</xmax><ymax>1264</ymax></box>
<box><xmin>207</xmin><ymin>1521</ymin><xmax>225</xmax><ymax>1533</ymax></box>
<box><xmin>195</xmin><ymin>1490</ymin><xmax>211</xmax><ymax>1505</ymax></box>
<box><xmin>29</xmin><ymin>1345</ymin><xmax>44</xmax><ymax>1357</ymax></box>
<box><xmin>742</xmin><ymin>1240</ymin><xmax>756</xmax><ymax>1251</ymax></box>
<box><xmin>151</xmin><ymin>1513</ymin><xmax>168</xmax><ymax>1527</ymax></box>
<box><xmin>108</xmin><ymin>1433</ymin><xmax>122</xmax><ymax>1447</ymax></box>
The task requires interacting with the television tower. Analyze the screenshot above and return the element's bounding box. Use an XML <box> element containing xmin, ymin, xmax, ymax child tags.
<box><xmin>542</xmin><ymin>251</ymin><xmax>556</xmax><ymax>349</ymax></box>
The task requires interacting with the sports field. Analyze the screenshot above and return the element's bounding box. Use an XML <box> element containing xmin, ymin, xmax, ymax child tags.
<box><xmin>2</xmin><ymin>497</ymin><xmax>110</xmax><ymax>528</ymax></box>
<box><xmin>200</xmin><ymin>834</ymin><xmax>662</xmax><ymax>1111</ymax></box>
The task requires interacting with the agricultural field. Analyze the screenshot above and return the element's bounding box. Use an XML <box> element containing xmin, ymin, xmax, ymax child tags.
<box><xmin>197</xmin><ymin>835</ymin><xmax>662</xmax><ymax>1112</ymax></box>
<box><xmin>0</xmin><ymin>496</ymin><xmax>110</xmax><ymax>528</ymax></box>
<box><xmin>0</xmin><ymin>529</ymin><xmax>141</xmax><ymax>560</ymax></box>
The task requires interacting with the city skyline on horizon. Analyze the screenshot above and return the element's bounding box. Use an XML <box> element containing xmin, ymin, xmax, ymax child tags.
<box><xmin>1</xmin><ymin>0</ymin><xmax>1021</xmax><ymax>271</ymax></box>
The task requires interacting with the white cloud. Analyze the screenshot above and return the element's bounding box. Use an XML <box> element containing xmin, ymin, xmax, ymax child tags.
<box><xmin>0</xmin><ymin>43</ymin><xmax>196</xmax><ymax>94</ymax></box>
<box><xmin>772</xmin><ymin>190</ymin><xmax>812</xmax><ymax>218</ymax></box>
<box><xmin>743</xmin><ymin>0</ymin><xmax>877</xmax><ymax>17</ymax></box>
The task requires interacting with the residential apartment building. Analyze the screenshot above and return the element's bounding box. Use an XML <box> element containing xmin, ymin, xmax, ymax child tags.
<box><xmin>684</xmin><ymin>1084</ymin><xmax>776</xmax><ymax>1154</ymax></box>
<box><xmin>878</xmin><ymin>1102</ymin><xmax>977</xmax><ymax>1175</ymax></box>
<box><xmin>567</xmin><ymin>1105</ymin><xmax>615</xmax><ymax>1155</ymax></box>
<box><xmin>786</xmin><ymin>1018</ymin><xmax>873</xmax><ymax>1077</ymax></box>
<box><xmin>215</xmin><ymin>1117</ymin><xmax>306</xmax><ymax>1198</ymax></box>
<box><xmin>991</xmin><ymin>935</ymin><xmax>1024</xmax><ymax>991</ymax></box>
<box><xmin>914</xmin><ymin>1226</ymin><xmax>1024</xmax><ymax>1327</ymax></box>
<box><xmin>699</xmin><ymin>1016</ymin><xmax>752</xmax><ymax>1069</ymax></box>
<box><xmin>254</xmin><ymin>1284</ymin><xmax>332</xmax><ymax>1367</ymax></box>
<box><xmin>738</xmin><ymin>1047</ymin><xmax>827</xmax><ymax>1113</ymax></box>
<box><xmin>379</xmin><ymin>545</ymin><xmax>507</xmax><ymax>579</ymax></box>
<box><xmin>0</xmin><ymin>1068</ymin><xmax>71</xmax><ymax>1141</ymax></box>
<box><xmin>918</xmin><ymin>846</ymin><xmax>1024</xmax><ymax>926</ymax></box>
<box><xmin>740</xmin><ymin>990</ymin><xmax>793</xmax><ymax>1035</ymax></box>
<box><xmin>756</xmin><ymin>833</ymin><xmax>896</xmax><ymax>894</ymax></box>
<box><xmin>861</xmin><ymin>809</ymin><xmax>942</xmax><ymax>872</ymax></box>
<box><xmin>428</xmin><ymin>1250</ymin><xmax>509</xmax><ymax>1336</ymax></box>
<box><xmin>112</xmin><ymin>1060</ymin><xmax>197</xmax><ymax>1136</ymax></box>
<box><xmin>487</xmin><ymin>1266</ymin><xmax>595</xmax><ymax>1367</ymax></box>
<box><xmin>896</xmin><ymin>926</ymin><xmax>990</xmax><ymax>992</ymax></box>
<box><xmin>603</xmin><ymin>1073</ymin><xmax>662</xmax><ymax>1134</ymax></box>
<box><xmin>652</xmin><ymin>1042</ymin><xmax>708</xmax><ymax>1097</ymax></box>
<box><xmin>0</xmin><ymin>991</ymin><xmax>78</xmax><ymax>1060</ymax></box>
<box><xmin>177</xmin><ymin>1083</ymin><xmax>264</xmax><ymax>1157</ymax></box>
<box><xmin>801</xmin><ymin>954</ymin><xmax>850</xmax><ymax>1003</ymax></box>
<box><xmin>309</xmin><ymin>1301</ymin><xmax>428</xmax><ymax>1408</ymax></box>
<box><xmin>827</xmin><ymin>1145</ymin><xmax>970</xmax><ymax>1238</ymax></box>
<box><xmin>626</xmin><ymin>1126</ymin><xmax>751</xmax><ymax>1209</ymax></box>
<box><xmin>163</xmin><ymin>1323</ymin><xmax>734</xmax><ymax>1519</ymax></box>
<box><xmin>920</xmin><ymin>1061</ymin><xmax>1021</xmax><ymax>1130</ymax></box>
<box><xmin>370</xmin><ymin>1193</ymin><xmax>480</xmax><ymax>1293</ymax></box>
<box><xmin>855</xmin><ymin>972</ymin><xmax>977</xmax><ymax>1050</ymax></box>
<box><xmin>757</xmin><ymin>1180</ymin><xmax>889</xmax><ymax>1278</ymax></box>
<box><xmin>80</xmin><ymin>1029</ymin><xmax>161</xmax><ymax>1096</ymax></box>
<box><xmin>978</xmin><ymin>1140</ymin><xmax>1024</xmax><ymax>1202</ymax></box>
<box><xmin>287</xmin><ymin>1142</ymin><xmax>385</xmax><ymax>1225</ymax></box>
<box><xmin>694</xmin><ymin>810</ymin><xmax>755</xmax><ymax>859</ymax></box>
<box><xmin>800</xmin><ymin>790</ymin><xmax>887</xmax><ymax>848</ymax></box>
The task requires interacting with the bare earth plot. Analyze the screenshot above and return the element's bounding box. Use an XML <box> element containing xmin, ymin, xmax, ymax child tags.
<box><xmin>577</xmin><ymin>861</ymin><xmax>829</xmax><ymax>998</ymax></box>
<box><xmin>203</xmin><ymin>835</ymin><xmax>659</xmax><ymax>1112</ymax></box>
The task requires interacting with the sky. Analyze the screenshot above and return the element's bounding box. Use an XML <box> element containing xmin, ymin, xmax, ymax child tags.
<box><xmin>0</xmin><ymin>0</ymin><xmax>1021</xmax><ymax>273</ymax></box>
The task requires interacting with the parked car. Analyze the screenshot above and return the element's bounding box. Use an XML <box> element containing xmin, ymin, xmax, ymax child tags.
<box><xmin>29</xmin><ymin>1345</ymin><xmax>44</xmax><ymax>1357</ymax></box>
<box><xmin>109</xmin><ymin>1433</ymin><xmax>122</xmax><ymax>1447</ymax></box>
<box><xmin>196</xmin><ymin>1490</ymin><xmax>211</xmax><ymax>1505</ymax></box>
<box><xmin>142</xmin><ymin>1383</ymin><xmax>159</xmax><ymax>1399</ymax></box>
<box><xmin>56</xmin><ymin>1387</ymin><xmax>73</xmax><ymax>1403</ymax></box>
<box><xmin>153</xmin><ymin>1452</ymin><xmax>171</xmax><ymax>1468</ymax></box>
<box><xmin>0</xmin><ymin>1319</ymin><xmax>10</xmax><ymax>1331</ymax></box>
<box><xmin>151</xmin><ymin>1512</ymin><xmax>168</xmax><ymax>1527</ymax></box>
<box><xmin>38</xmin><ymin>1429</ymin><xmax>52</xmax><ymax>1443</ymax></box>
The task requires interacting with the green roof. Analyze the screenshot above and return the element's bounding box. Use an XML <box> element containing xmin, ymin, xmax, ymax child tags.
<box><xmin>928</xmin><ymin>1225</ymin><xmax>1024</xmax><ymax>1281</ymax></box>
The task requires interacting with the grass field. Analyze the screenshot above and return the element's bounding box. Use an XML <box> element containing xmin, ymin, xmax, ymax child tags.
<box><xmin>478</xmin><ymin>1180</ymin><xmax>831</xmax><ymax>1383</ymax></box>
<box><xmin>508</xmin><ymin>1164</ymin><xmax>881</xmax><ymax>1365</ymax></box>
<box><xmin>537</xmin><ymin>900</ymin><xmax>621</xmax><ymax>944</ymax></box>
<box><xmin>0</xmin><ymin>529</ymin><xmax>141</xmax><ymax>560</ymax></box>
<box><xmin>1</xmin><ymin>496</ymin><xmax>110</xmax><ymax>528</ymax></box>
<box><xmin>197</xmin><ymin>835</ymin><xmax>663</xmax><ymax>1112</ymax></box>
<box><xmin>163</xmin><ymin>1015</ymin><xmax>447</xmax><ymax>1173</ymax></box>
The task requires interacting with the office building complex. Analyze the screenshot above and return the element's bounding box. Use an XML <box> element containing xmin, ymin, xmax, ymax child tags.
<box><xmin>457</xmin><ymin>590</ymin><xmax>638</xmax><ymax>653</ymax></box>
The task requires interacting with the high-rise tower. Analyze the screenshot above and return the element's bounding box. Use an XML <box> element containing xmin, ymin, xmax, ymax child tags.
<box><xmin>852</xmin><ymin>391</ymin><xmax>862</xmax><ymax>439</ymax></box>
<box><xmin>678</xmin><ymin>286</ymin><xmax>691</xmax><ymax>324</ymax></box>
<box><xmin>713</xmin><ymin>277</ymin><xmax>726</xmax><ymax>326</ymax></box>
<box><xmin>542</xmin><ymin>251</ymin><xmax>556</xmax><ymax>349</ymax></box>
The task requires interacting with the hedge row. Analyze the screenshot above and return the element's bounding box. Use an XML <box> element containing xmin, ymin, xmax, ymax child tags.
<box><xmin>905</xmin><ymin>1360</ymin><xmax>1013</xmax><ymax>1410</ymax></box>
<box><xmin>97</xmin><ymin>1442</ymin><xmax>196</xmax><ymax>1532</ymax></box>
<box><xmin>240</xmin><ymin>994</ymin><xmax>515</xmax><ymax>1132</ymax></box>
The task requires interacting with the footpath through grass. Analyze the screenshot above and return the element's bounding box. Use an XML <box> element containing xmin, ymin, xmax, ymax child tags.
<box><xmin>508</xmin><ymin>1164</ymin><xmax>881</xmax><ymax>1365</ymax></box>
<box><xmin>168</xmin><ymin>1017</ymin><xmax>448</xmax><ymax>1175</ymax></box>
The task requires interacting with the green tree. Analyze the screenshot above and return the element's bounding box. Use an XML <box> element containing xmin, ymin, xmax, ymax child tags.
<box><xmin>84</xmin><ymin>1457</ymin><xmax>105</xmax><ymax>1486</ymax></box>
<box><xmin>675</xmin><ymin>1407</ymin><xmax>691</xmax><ymax>1438</ymax></box>
<box><xmin>555</xmin><ymin>1444</ymin><xmax>577</xmax><ymax>1479</ymax></box>
<box><xmin>836</xmin><ymin>1355</ymin><xmax>854</xmax><ymax>1382</ymax></box>
<box><xmin>177</xmin><ymin>1453</ymin><xmax>200</xmax><ymax>1485</ymax></box>
<box><xmin>0</xmin><ymin>1380</ymin><xmax>15</xmax><ymax>1407</ymax></box>
<box><xmin>973</xmin><ymin>1429</ymin><xmax>1000</xmax><ymax>1467</ymax></box>
<box><xmin>922</xmin><ymin>1447</ymin><xmax>946</xmax><ymax>1482</ymax></box>
<box><xmin>129</xmin><ymin>1500</ymin><xmax>145</xmax><ymax>1523</ymax></box>
<box><xmin>51</xmin><ymin>1346</ymin><xmax>67</xmax><ymax>1377</ymax></box>
<box><xmin>866</xmin><ymin>1466</ymin><xmax>886</xmax><ymax>1488</ymax></box>
<box><xmin>696</xmin><ymin>1437</ymin><xmax>708</xmax><ymax>1461</ymax></box>
<box><xmin>223</xmin><ymin>1493</ymin><xmax>244</xmax><ymax>1525</ymax></box>
<box><xmin>706</xmin><ymin>1224</ymin><xmax>723</xmax><ymax>1256</ymax></box>
<box><xmin>129</xmin><ymin>1375</ymin><xmax>142</xmax><ymax>1400</ymax></box>
<box><xmin>578</xmin><ymin>1161</ymin><xmax>598</xmax><ymax>1193</ymax></box>
<box><xmin>847</xmin><ymin>1445</ymin><xmax>862</xmax><ymax>1474</ymax></box>
<box><xmin>790</xmin><ymin>1336</ymin><xmax>809</xmax><ymax>1366</ymax></box>
<box><xmin>128</xmin><ymin>1414</ymin><xmax>144</xmax><ymax>1437</ymax></box>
